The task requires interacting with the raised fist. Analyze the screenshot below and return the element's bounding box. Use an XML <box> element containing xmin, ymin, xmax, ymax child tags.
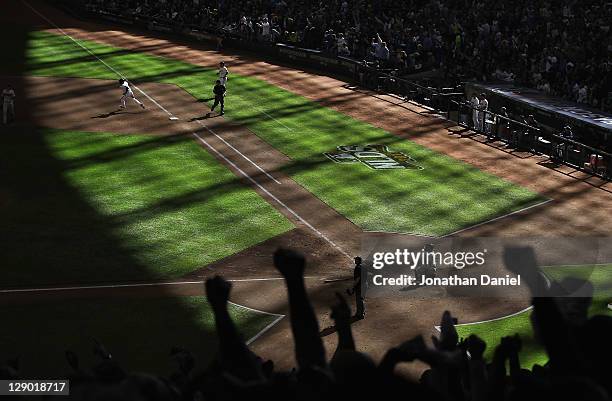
<box><xmin>206</xmin><ymin>275</ymin><xmax>232</xmax><ymax>309</ymax></box>
<box><xmin>273</xmin><ymin>248</ymin><xmax>306</xmax><ymax>280</ymax></box>
<box><xmin>465</xmin><ymin>334</ymin><xmax>486</xmax><ymax>360</ymax></box>
<box><xmin>432</xmin><ymin>311</ymin><xmax>459</xmax><ymax>351</ymax></box>
<box><xmin>499</xmin><ymin>334</ymin><xmax>522</xmax><ymax>355</ymax></box>
<box><xmin>330</xmin><ymin>292</ymin><xmax>351</xmax><ymax>323</ymax></box>
<box><xmin>395</xmin><ymin>335</ymin><xmax>427</xmax><ymax>362</ymax></box>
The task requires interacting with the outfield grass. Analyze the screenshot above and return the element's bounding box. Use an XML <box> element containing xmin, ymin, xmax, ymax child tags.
<box><xmin>0</xmin><ymin>296</ymin><xmax>278</xmax><ymax>377</ymax></box>
<box><xmin>455</xmin><ymin>265</ymin><xmax>612</xmax><ymax>369</ymax></box>
<box><xmin>1</xmin><ymin>129</ymin><xmax>292</xmax><ymax>286</ymax></box>
<box><xmin>22</xmin><ymin>31</ymin><xmax>544</xmax><ymax>236</ymax></box>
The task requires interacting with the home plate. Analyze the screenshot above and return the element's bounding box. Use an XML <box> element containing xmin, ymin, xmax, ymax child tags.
<box><xmin>169</xmin><ymin>116</ymin><xmax>179</xmax><ymax>121</ymax></box>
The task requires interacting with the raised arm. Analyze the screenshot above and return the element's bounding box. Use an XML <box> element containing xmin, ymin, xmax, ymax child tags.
<box><xmin>465</xmin><ymin>335</ymin><xmax>488</xmax><ymax>401</ymax></box>
<box><xmin>205</xmin><ymin>275</ymin><xmax>264</xmax><ymax>381</ymax></box>
<box><xmin>330</xmin><ymin>293</ymin><xmax>356</xmax><ymax>361</ymax></box>
<box><xmin>503</xmin><ymin>247</ymin><xmax>584</xmax><ymax>375</ymax></box>
<box><xmin>273</xmin><ymin>248</ymin><xmax>326</xmax><ymax>370</ymax></box>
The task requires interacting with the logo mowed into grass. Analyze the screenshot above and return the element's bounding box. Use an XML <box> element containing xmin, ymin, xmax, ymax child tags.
<box><xmin>324</xmin><ymin>145</ymin><xmax>424</xmax><ymax>170</ymax></box>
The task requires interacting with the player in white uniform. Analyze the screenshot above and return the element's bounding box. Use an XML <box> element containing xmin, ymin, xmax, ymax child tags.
<box><xmin>218</xmin><ymin>62</ymin><xmax>229</xmax><ymax>86</ymax></box>
<box><xmin>470</xmin><ymin>93</ymin><xmax>480</xmax><ymax>129</ymax></box>
<box><xmin>2</xmin><ymin>85</ymin><xmax>16</xmax><ymax>125</ymax></box>
<box><xmin>118</xmin><ymin>79</ymin><xmax>145</xmax><ymax>110</ymax></box>
<box><xmin>477</xmin><ymin>93</ymin><xmax>488</xmax><ymax>132</ymax></box>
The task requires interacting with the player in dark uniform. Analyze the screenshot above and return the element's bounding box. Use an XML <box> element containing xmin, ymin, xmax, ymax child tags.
<box><xmin>414</xmin><ymin>243</ymin><xmax>437</xmax><ymax>284</ymax></box>
<box><xmin>347</xmin><ymin>256</ymin><xmax>366</xmax><ymax>319</ymax></box>
<box><xmin>211</xmin><ymin>80</ymin><xmax>226</xmax><ymax>115</ymax></box>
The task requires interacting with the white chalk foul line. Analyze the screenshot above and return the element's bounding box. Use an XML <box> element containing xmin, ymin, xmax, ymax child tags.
<box><xmin>193</xmin><ymin>132</ymin><xmax>351</xmax><ymax>260</ymax></box>
<box><xmin>363</xmin><ymin>230</ymin><xmax>437</xmax><ymax>238</ymax></box>
<box><xmin>195</xmin><ymin>119</ymin><xmax>281</xmax><ymax>184</ymax></box>
<box><xmin>0</xmin><ymin>278</ymin><xmax>292</xmax><ymax>347</ymax></box>
<box><xmin>245</xmin><ymin>314</ymin><xmax>285</xmax><ymax>345</ymax></box>
<box><xmin>258</xmin><ymin>107</ymin><xmax>294</xmax><ymax>131</ymax></box>
<box><xmin>434</xmin><ymin>305</ymin><xmax>534</xmax><ymax>332</ymax></box>
<box><xmin>363</xmin><ymin>200</ymin><xmax>552</xmax><ymax>239</ymax></box>
<box><xmin>0</xmin><ymin>277</ymin><xmax>324</xmax><ymax>294</ymax></box>
<box><xmin>234</xmin><ymin>93</ymin><xmax>293</xmax><ymax>132</ymax></box>
<box><xmin>0</xmin><ymin>278</ymin><xmax>287</xmax><ymax>347</ymax></box>
<box><xmin>441</xmin><ymin>199</ymin><xmax>553</xmax><ymax>238</ymax></box>
<box><xmin>26</xmin><ymin>0</ymin><xmax>284</xmax><ymax>185</ymax></box>
<box><xmin>230</xmin><ymin>297</ymin><xmax>286</xmax><ymax>345</ymax></box>
<box><xmin>22</xmin><ymin>0</ymin><xmax>179</xmax><ymax>121</ymax></box>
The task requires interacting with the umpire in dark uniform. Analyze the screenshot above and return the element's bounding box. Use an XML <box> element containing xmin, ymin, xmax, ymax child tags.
<box><xmin>347</xmin><ymin>256</ymin><xmax>366</xmax><ymax>319</ymax></box>
<box><xmin>211</xmin><ymin>80</ymin><xmax>226</xmax><ymax>115</ymax></box>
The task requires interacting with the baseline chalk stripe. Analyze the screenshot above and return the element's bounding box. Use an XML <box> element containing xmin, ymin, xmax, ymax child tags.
<box><xmin>226</xmin><ymin>301</ymin><xmax>285</xmax><ymax>345</ymax></box>
<box><xmin>246</xmin><ymin>315</ymin><xmax>285</xmax><ymax>345</ymax></box>
<box><xmin>0</xmin><ymin>277</ymin><xmax>321</xmax><ymax>294</ymax></box>
<box><xmin>233</xmin><ymin>92</ymin><xmax>293</xmax><ymax>132</ymax></box>
<box><xmin>441</xmin><ymin>199</ymin><xmax>553</xmax><ymax>238</ymax></box>
<box><xmin>195</xmin><ymin>119</ymin><xmax>282</xmax><ymax>184</ymax></box>
<box><xmin>433</xmin><ymin>305</ymin><xmax>534</xmax><ymax>332</ymax></box>
<box><xmin>22</xmin><ymin>0</ymin><xmax>179</xmax><ymax>121</ymax></box>
<box><xmin>193</xmin><ymin>133</ymin><xmax>352</xmax><ymax>260</ymax></box>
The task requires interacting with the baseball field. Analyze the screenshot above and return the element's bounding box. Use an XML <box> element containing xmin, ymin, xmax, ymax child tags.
<box><xmin>1</xmin><ymin>0</ymin><xmax>611</xmax><ymax>377</ymax></box>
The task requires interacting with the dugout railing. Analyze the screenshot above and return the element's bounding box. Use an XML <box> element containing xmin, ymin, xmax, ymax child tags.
<box><xmin>452</xmin><ymin>101</ymin><xmax>611</xmax><ymax>180</ymax></box>
<box><xmin>358</xmin><ymin>65</ymin><xmax>464</xmax><ymax>116</ymax></box>
<box><xmin>357</xmin><ymin>65</ymin><xmax>611</xmax><ymax>181</ymax></box>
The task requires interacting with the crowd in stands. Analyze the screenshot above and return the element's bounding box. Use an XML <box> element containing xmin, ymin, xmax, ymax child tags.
<box><xmin>3</xmin><ymin>247</ymin><xmax>611</xmax><ymax>400</ymax></box>
<box><xmin>86</xmin><ymin>0</ymin><xmax>612</xmax><ymax>112</ymax></box>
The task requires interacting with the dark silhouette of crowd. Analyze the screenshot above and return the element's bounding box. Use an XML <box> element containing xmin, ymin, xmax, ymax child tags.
<box><xmin>3</xmin><ymin>247</ymin><xmax>611</xmax><ymax>401</ymax></box>
<box><xmin>86</xmin><ymin>0</ymin><xmax>612</xmax><ymax>112</ymax></box>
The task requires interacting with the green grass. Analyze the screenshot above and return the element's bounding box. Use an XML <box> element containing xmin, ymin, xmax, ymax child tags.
<box><xmin>1</xmin><ymin>129</ymin><xmax>292</xmax><ymax>286</ymax></box>
<box><xmin>455</xmin><ymin>265</ymin><xmax>612</xmax><ymax>369</ymax></box>
<box><xmin>21</xmin><ymin>30</ymin><xmax>544</xmax><ymax>236</ymax></box>
<box><xmin>0</xmin><ymin>296</ymin><xmax>279</xmax><ymax>377</ymax></box>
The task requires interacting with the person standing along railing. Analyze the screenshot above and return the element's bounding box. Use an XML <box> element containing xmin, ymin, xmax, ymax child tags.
<box><xmin>470</xmin><ymin>93</ymin><xmax>480</xmax><ymax>130</ymax></box>
<box><xmin>2</xmin><ymin>84</ymin><xmax>16</xmax><ymax>125</ymax></box>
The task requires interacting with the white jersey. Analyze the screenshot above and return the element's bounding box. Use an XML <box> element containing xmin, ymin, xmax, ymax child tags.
<box><xmin>121</xmin><ymin>81</ymin><xmax>133</xmax><ymax>96</ymax></box>
<box><xmin>2</xmin><ymin>88</ymin><xmax>15</xmax><ymax>104</ymax></box>
<box><xmin>219</xmin><ymin>66</ymin><xmax>229</xmax><ymax>81</ymax></box>
<box><xmin>479</xmin><ymin>98</ymin><xmax>488</xmax><ymax>112</ymax></box>
<box><xmin>470</xmin><ymin>96</ymin><xmax>479</xmax><ymax>109</ymax></box>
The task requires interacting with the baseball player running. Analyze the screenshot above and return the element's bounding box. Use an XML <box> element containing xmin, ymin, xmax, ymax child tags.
<box><xmin>218</xmin><ymin>62</ymin><xmax>229</xmax><ymax>86</ymax></box>
<box><xmin>118</xmin><ymin>79</ymin><xmax>145</xmax><ymax>110</ymax></box>
<box><xmin>2</xmin><ymin>85</ymin><xmax>16</xmax><ymax>124</ymax></box>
